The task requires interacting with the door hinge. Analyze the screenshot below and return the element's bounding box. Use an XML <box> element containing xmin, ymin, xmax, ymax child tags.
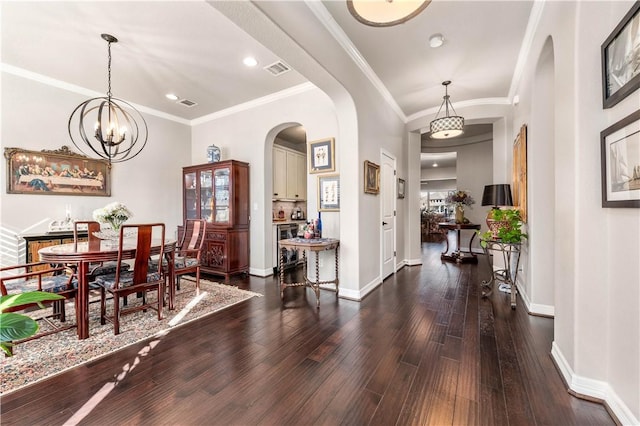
<box><xmin>394</xmin><ymin>211</ymin><xmax>396</xmax><ymax>216</ymax></box>
<box><xmin>394</xmin><ymin>250</ymin><xmax>396</xmax><ymax>256</ymax></box>
<box><xmin>394</xmin><ymin>170</ymin><xmax>396</xmax><ymax>176</ymax></box>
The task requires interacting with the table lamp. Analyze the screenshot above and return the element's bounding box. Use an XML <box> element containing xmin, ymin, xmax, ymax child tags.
<box><xmin>481</xmin><ymin>184</ymin><xmax>514</xmax><ymax>237</ymax></box>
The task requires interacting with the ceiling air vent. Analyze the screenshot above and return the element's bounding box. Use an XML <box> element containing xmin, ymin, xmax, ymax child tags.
<box><xmin>264</xmin><ymin>61</ymin><xmax>291</xmax><ymax>76</ymax></box>
<box><xmin>178</xmin><ymin>99</ymin><xmax>198</xmax><ymax>107</ymax></box>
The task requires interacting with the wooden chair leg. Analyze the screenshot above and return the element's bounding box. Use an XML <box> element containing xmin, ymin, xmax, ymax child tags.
<box><xmin>100</xmin><ymin>288</ymin><xmax>107</xmax><ymax>325</ymax></box>
<box><xmin>195</xmin><ymin>268</ymin><xmax>200</xmax><ymax>293</ymax></box>
<box><xmin>113</xmin><ymin>293</ymin><xmax>120</xmax><ymax>335</ymax></box>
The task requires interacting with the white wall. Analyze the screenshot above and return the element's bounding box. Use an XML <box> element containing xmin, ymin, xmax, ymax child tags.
<box><xmin>513</xmin><ymin>1</ymin><xmax>639</xmax><ymax>423</ymax></box>
<box><xmin>0</xmin><ymin>72</ymin><xmax>190</xmax><ymax>265</ymax></box>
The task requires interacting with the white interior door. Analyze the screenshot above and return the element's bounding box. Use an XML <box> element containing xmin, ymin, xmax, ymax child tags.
<box><xmin>381</xmin><ymin>152</ymin><xmax>396</xmax><ymax>279</ymax></box>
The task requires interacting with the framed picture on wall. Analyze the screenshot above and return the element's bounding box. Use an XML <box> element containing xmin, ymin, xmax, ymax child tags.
<box><xmin>512</xmin><ymin>124</ymin><xmax>528</xmax><ymax>222</ymax></box>
<box><xmin>4</xmin><ymin>145</ymin><xmax>111</xmax><ymax>196</ymax></box>
<box><xmin>397</xmin><ymin>178</ymin><xmax>405</xmax><ymax>199</ymax></box>
<box><xmin>364</xmin><ymin>160</ymin><xmax>380</xmax><ymax>195</ymax></box>
<box><xmin>601</xmin><ymin>2</ymin><xmax>640</xmax><ymax>109</ymax></box>
<box><xmin>600</xmin><ymin>109</ymin><xmax>640</xmax><ymax>208</ymax></box>
<box><xmin>308</xmin><ymin>137</ymin><xmax>335</xmax><ymax>174</ymax></box>
<box><xmin>318</xmin><ymin>174</ymin><xmax>340</xmax><ymax>211</ymax></box>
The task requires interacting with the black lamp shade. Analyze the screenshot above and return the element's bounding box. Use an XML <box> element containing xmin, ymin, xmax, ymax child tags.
<box><xmin>481</xmin><ymin>184</ymin><xmax>513</xmax><ymax>207</ymax></box>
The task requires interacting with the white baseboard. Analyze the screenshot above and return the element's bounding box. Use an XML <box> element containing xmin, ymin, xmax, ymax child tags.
<box><xmin>551</xmin><ymin>342</ymin><xmax>639</xmax><ymax>425</ymax></box>
<box><xmin>517</xmin><ymin>284</ymin><xmax>555</xmax><ymax>317</ymax></box>
<box><xmin>249</xmin><ymin>267</ymin><xmax>272</xmax><ymax>277</ymax></box>
<box><xmin>405</xmin><ymin>258</ymin><xmax>423</xmax><ymax>266</ymax></box>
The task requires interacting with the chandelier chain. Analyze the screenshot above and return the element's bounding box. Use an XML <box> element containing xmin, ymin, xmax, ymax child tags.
<box><xmin>107</xmin><ymin>40</ymin><xmax>112</xmax><ymax>98</ymax></box>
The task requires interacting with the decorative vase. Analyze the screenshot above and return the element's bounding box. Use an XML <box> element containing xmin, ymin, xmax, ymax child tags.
<box><xmin>455</xmin><ymin>205</ymin><xmax>464</xmax><ymax>224</ymax></box>
<box><xmin>207</xmin><ymin>144</ymin><xmax>221</xmax><ymax>163</ymax></box>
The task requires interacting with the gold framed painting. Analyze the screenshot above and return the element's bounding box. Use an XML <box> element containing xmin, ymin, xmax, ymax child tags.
<box><xmin>364</xmin><ymin>160</ymin><xmax>380</xmax><ymax>195</ymax></box>
<box><xmin>318</xmin><ymin>174</ymin><xmax>340</xmax><ymax>211</ymax></box>
<box><xmin>308</xmin><ymin>137</ymin><xmax>335</xmax><ymax>174</ymax></box>
<box><xmin>4</xmin><ymin>145</ymin><xmax>111</xmax><ymax>196</ymax></box>
<box><xmin>512</xmin><ymin>125</ymin><xmax>527</xmax><ymax>222</ymax></box>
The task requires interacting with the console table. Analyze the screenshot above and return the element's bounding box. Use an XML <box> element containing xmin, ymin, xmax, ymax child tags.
<box><xmin>278</xmin><ymin>237</ymin><xmax>339</xmax><ymax>309</ymax></box>
<box><xmin>480</xmin><ymin>239</ymin><xmax>521</xmax><ymax>309</ymax></box>
<box><xmin>437</xmin><ymin>222</ymin><xmax>481</xmax><ymax>263</ymax></box>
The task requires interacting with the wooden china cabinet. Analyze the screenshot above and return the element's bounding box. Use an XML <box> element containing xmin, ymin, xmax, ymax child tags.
<box><xmin>178</xmin><ymin>160</ymin><xmax>250</xmax><ymax>280</ymax></box>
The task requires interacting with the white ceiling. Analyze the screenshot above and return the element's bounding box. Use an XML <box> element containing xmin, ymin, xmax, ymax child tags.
<box><xmin>1</xmin><ymin>1</ymin><xmax>533</xmax><ymax>128</ymax></box>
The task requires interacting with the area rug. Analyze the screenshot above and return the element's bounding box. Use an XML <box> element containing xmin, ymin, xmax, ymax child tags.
<box><xmin>0</xmin><ymin>278</ymin><xmax>262</xmax><ymax>395</ymax></box>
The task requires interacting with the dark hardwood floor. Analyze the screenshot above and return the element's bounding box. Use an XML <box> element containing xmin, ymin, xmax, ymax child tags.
<box><xmin>1</xmin><ymin>241</ymin><xmax>615</xmax><ymax>425</ymax></box>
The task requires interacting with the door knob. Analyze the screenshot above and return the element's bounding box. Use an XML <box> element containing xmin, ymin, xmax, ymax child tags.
<box><xmin>382</xmin><ymin>221</ymin><xmax>388</xmax><ymax>225</ymax></box>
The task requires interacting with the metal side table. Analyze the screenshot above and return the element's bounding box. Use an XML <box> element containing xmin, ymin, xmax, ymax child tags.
<box><xmin>480</xmin><ymin>239</ymin><xmax>521</xmax><ymax>309</ymax></box>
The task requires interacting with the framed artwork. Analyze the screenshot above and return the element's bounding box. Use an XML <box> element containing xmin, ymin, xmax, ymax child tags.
<box><xmin>308</xmin><ymin>137</ymin><xmax>335</xmax><ymax>174</ymax></box>
<box><xmin>512</xmin><ymin>124</ymin><xmax>528</xmax><ymax>222</ymax></box>
<box><xmin>601</xmin><ymin>109</ymin><xmax>640</xmax><ymax>208</ymax></box>
<box><xmin>4</xmin><ymin>145</ymin><xmax>111</xmax><ymax>196</ymax></box>
<box><xmin>364</xmin><ymin>160</ymin><xmax>380</xmax><ymax>195</ymax></box>
<box><xmin>397</xmin><ymin>178</ymin><xmax>405</xmax><ymax>199</ymax></box>
<box><xmin>318</xmin><ymin>174</ymin><xmax>340</xmax><ymax>211</ymax></box>
<box><xmin>601</xmin><ymin>2</ymin><xmax>640</xmax><ymax>109</ymax></box>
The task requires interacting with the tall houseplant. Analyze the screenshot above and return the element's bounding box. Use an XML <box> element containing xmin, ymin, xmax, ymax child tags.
<box><xmin>0</xmin><ymin>291</ymin><xmax>64</xmax><ymax>356</ymax></box>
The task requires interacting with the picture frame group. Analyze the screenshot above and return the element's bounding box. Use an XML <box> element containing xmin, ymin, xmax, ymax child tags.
<box><xmin>4</xmin><ymin>145</ymin><xmax>111</xmax><ymax>196</ymax></box>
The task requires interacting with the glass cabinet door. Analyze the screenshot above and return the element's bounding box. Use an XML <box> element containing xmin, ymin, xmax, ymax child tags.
<box><xmin>184</xmin><ymin>172</ymin><xmax>197</xmax><ymax>220</ymax></box>
<box><xmin>200</xmin><ymin>170</ymin><xmax>213</xmax><ymax>221</ymax></box>
<box><xmin>213</xmin><ymin>167</ymin><xmax>230</xmax><ymax>224</ymax></box>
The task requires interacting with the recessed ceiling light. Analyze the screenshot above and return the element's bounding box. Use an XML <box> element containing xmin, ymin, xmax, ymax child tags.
<box><xmin>165</xmin><ymin>93</ymin><xmax>179</xmax><ymax>101</ymax></box>
<box><xmin>429</xmin><ymin>33</ymin><xmax>444</xmax><ymax>48</ymax></box>
<box><xmin>432</xmin><ymin>163</ymin><xmax>438</xmax><ymax>167</ymax></box>
<box><xmin>243</xmin><ymin>57</ymin><xmax>258</xmax><ymax>67</ymax></box>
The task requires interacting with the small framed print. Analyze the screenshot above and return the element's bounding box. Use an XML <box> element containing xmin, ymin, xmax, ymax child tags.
<box><xmin>318</xmin><ymin>174</ymin><xmax>340</xmax><ymax>211</ymax></box>
<box><xmin>397</xmin><ymin>178</ymin><xmax>405</xmax><ymax>199</ymax></box>
<box><xmin>601</xmin><ymin>2</ymin><xmax>640</xmax><ymax>109</ymax></box>
<box><xmin>601</xmin><ymin>109</ymin><xmax>640</xmax><ymax>207</ymax></box>
<box><xmin>308</xmin><ymin>137</ymin><xmax>335</xmax><ymax>174</ymax></box>
<box><xmin>364</xmin><ymin>160</ymin><xmax>380</xmax><ymax>195</ymax></box>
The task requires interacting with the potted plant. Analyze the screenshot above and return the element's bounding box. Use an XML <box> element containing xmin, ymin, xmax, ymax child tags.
<box><xmin>480</xmin><ymin>208</ymin><xmax>528</xmax><ymax>244</ymax></box>
<box><xmin>0</xmin><ymin>291</ymin><xmax>64</xmax><ymax>356</ymax></box>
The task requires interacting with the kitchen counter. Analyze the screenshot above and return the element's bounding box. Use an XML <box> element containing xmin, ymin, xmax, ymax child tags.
<box><xmin>272</xmin><ymin>219</ymin><xmax>307</xmax><ymax>226</ymax></box>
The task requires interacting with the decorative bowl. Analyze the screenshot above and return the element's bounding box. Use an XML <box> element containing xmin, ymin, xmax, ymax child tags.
<box><xmin>92</xmin><ymin>229</ymin><xmax>135</xmax><ymax>240</ymax></box>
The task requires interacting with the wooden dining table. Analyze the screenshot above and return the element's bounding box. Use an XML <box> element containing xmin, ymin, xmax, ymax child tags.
<box><xmin>38</xmin><ymin>238</ymin><xmax>176</xmax><ymax>339</ymax></box>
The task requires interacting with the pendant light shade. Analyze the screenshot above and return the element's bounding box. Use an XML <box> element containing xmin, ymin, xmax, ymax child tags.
<box><xmin>430</xmin><ymin>81</ymin><xmax>464</xmax><ymax>139</ymax></box>
<box><xmin>68</xmin><ymin>34</ymin><xmax>148</xmax><ymax>164</ymax></box>
<box><xmin>347</xmin><ymin>0</ymin><xmax>431</xmax><ymax>27</ymax></box>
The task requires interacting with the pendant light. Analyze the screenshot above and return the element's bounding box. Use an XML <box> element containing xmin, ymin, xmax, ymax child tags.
<box><xmin>68</xmin><ymin>34</ymin><xmax>148</xmax><ymax>164</ymax></box>
<box><xmin>347</xmin><ymin>0</ymin><xmax>431</xmax><ymax>27</ymax></box>
<box><xmin>430</xmin><ymin>80</ymin><xmax>464</xmax><ymax>139</ymax></box>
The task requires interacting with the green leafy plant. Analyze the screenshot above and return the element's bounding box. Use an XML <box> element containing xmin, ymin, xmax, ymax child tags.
<box><xmin>479</xmin><ymin>208</ymin><xmax>528</xmax><ymax>244</ymax></box>
<box><xmin>0</xmin><ymin>291</ymin><xmax>64</xmax><ymax>356</ymax></box>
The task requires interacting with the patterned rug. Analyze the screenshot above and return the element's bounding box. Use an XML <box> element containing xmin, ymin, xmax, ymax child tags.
<box><xmin>0</xmin><ymin>278</ymin><xmax>262</xmax><ymax>395</ymax></box>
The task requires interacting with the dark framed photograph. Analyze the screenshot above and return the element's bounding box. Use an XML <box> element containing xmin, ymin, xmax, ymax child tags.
<box><xmin>601</xmin><ymin>2</ymin><xmax>640</xmax><ymax>109</ymax></box>
<box><xmin>318</xmin><ymin>174</ymin><xmax>340</xmax><ymax>211</ymax></box>
<box><xmin>397</xmin><ymin>178</ymin><xmax>405</xmax><ymax>199</ymax></box>
<box><xmin>601</xmin><ymin>109</ymin><xmax>640</xmax><ymax>207</ymax></box>
<box><xmin>364</xmin><ymin>160</ymin><xmax>380</xmax><ymax>195</ymax></box>
<box><xmin>4</xmin><ymin>145</ymin><xmax>111</xmax><ymax>196</ymax></box>
<box><xmin>308</xmin><ymin>137</ymin><xmax>335</xmax><ymax>174</ymax></box>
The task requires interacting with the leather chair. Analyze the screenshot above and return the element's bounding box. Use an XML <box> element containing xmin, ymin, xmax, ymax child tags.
<box><xmin>94</xmin><ymin>223</ymin><xmax>166</xmax><ymax>335</ymax></box>
<box><xmin>174</xmin><ymin>219</ymin><xmax>207</xmax><ymax>293</ymax></box>
<box><xmin>0</xmin><ymin>262</ymin><xmax>78</xmax><ymax>355</ymax></box>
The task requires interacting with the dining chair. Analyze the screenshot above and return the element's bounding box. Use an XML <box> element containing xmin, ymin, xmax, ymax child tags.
<box><xmin>0</xmin><ymin>262</ymin><xmax>78</xmax><ymax>355</ymax></box>
<box><xmin>174</xmin><ymin>219</ymin><xmax>207</xmax><ymax>293</ymax></box>
<box><xmin>94</xmin><ymin>223</ymin><xmax>166</xmax><ymax>335</ymax></box>
<box><xmin>73</xmin><ymin>221</ymin><xmax>130</xmax><ymax>279</ymax></box>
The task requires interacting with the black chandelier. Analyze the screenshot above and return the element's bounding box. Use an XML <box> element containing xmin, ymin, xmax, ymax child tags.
<box><xmin>68</xmin><ymin>34</ymin><xmax>148</xmax><ymax>164</ymax></box>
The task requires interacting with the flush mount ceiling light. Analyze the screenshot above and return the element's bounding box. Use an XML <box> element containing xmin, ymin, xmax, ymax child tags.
<box><xmin>68</xmin><ymin>34</ymin><xmax>148</xmax><ymax>164</ymax></box>
<box><xmin>347</xmin><ymin>0</ymin><xmax>431</xmax><ymax>27</ymax></box>
<box><xmin>165</xmin><ymin>93</ymin><xmax>179</xmax><ymax>101</ymax></box>
<box><xmin>243</xmin><ymin>56</ymin><xmax>258</xmax><ymax>67</ymax></box>
<box><xmin>429</xmin><ymin>33</ymin><xmax>444</xmax><ymax>48</ymax></box>
<box><xmin>430</xmin><ymin>80</ymin><xmax>464</xmax><ymax>139</ymax></box>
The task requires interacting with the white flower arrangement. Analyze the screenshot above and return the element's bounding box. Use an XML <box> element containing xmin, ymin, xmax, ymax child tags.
<box><xmin>92</xmin><ymin>202</ymin><xmax>133</xmax><ymax>230</ymax></box>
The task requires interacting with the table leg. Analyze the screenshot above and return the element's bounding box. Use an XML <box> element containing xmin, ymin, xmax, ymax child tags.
<box><xmin>77</xmin><ymin>261</ymin><xmax>89</xmax><ymax>339</ymax></box>
<box><xmin>279</xmin><ymin>246</ymin><xmax>285</xmax><ymax>300</ymax></box>
<box><xmin>441</xmin><ymin>230</ymin><xmax>450</xmax><ymax>255</ymax></box>
<box><xmin>314</xmin><ymin>251</ymin><xmax>320</xmax><ymax>309</ymax></box>
<box><xmin>334</xmin><ymin>246</ymin><xmax>339</xmax><ymax>296</ymax></box>
<box><xmin>456</xmin><ymin>229</ymin><xmax>462</xmax><ymax>254</ymax></box>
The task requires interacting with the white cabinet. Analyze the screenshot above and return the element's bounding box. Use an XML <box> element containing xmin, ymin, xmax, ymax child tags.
<box><xmin>273</xmin><ymin>145</ymin><xmax>306</xmax><ymax>200</ymax></box>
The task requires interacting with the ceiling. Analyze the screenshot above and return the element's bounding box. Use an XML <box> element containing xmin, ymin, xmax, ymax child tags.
<box><xmin>1</xmin><ymin>1</ymin><xmax>533</xmax><ymax>131</ymax></box>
